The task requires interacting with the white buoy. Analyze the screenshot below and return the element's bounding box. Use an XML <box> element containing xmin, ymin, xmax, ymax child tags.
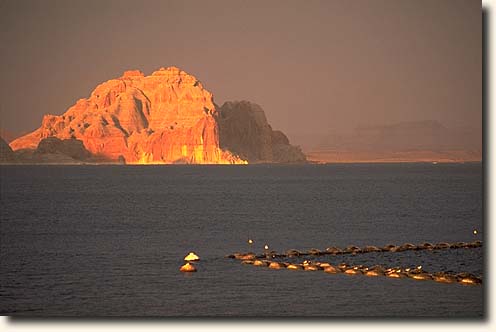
<box><xmin>248</xmin><ymin>239</ymin><xmax>253</xmax><ymax>244</ymax></box>
<box><xmin>264</xmin><ymin>244</ymin><xmax>269</xmax><ymax>250</ymax></box>
<box><xmin>184</xmin><ymin>252</ymin><xmax>200</xmax><ymax>261</ymax></box>
<box><xmin>473</xmin><ymin>229</ymin><xmax>478</xmax><ymax>235</ymax></box>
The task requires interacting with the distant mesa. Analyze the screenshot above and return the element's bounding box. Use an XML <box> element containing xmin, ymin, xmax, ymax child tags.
<box><xmin>303</xmin><ymin>120</ymin><xmax>481</xmax><ymax>163</ymax></box>
<box><xmin>8</xmin><ymin>66</ymin><xmax>305</xmax><ymax>164</ymax></box>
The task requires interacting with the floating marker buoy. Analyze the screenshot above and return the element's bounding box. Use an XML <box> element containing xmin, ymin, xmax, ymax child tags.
<box><xmin>248</xmin><ymin>239</ymin><xmax>253</xmax><ymax>244</ymax></box>
<box><xmin>458</xmin><ymin>276</ymin><xmax>482</xmax><ymax>285</ymax></box>
<box><xmin>324</xmin><ymin>266</ymin><xmax>341</xmax><ymax>274</ymax></box>
<box><xmin>344</xmin><ymin>268</ymin><xmax>361</xmax><ymax>275</ymax></box>
<box><xmin>234</xmin><ymin>252</ymin><xmax>256</xmax><ymax>260</ymax></box>
<box><xmin>432</xmin><ymin>273</ymin><xmax>457</xmax><ymax>284</ymax></box>
<box><xmin>264</xmin><ymin>244</ymin><xmax>269</xmax><ymax>250</ymax></box>
<box><xmin>184</xmin><ymin>252</ymin><xmax>200</xmax><ymax>261</ymax></box>
<box><xmin>473</xmin><ymin>229</ymin><xmax>478</xmax><ymax>235</ymax></box>
<box><xmin>409</xmin><ymin>273</ymin><xmax>432</xmax><ymax>281</ymax></box>
<box><xmin>287</xmin><ymin>264</ymin><xmax>303</xmax><ymax>270</ymax></box>
<box><xmin>304</xmin><ymin>264</ymin><xmax>320</xmax><ymax>271</ymax></box>
<box><xmin>253</xmin><ymin>260</ymin><xmax>269</xmax><ymax>267</ymax></box>
<box><xmin>286</xmin><ymin>249</ymin><xmax>302</xmax><ymax>256</ymax></box>
<box><xmin>268</xmin><ymin>262</ymin><xmax>284</xmax><ymax>269</ymax></box>
<box><xmin>325</xmin><ymin>246</ymin><xmax>342</xmax><ymax>254</ymax></box>
<box><xmin>386</xmin><ymin>272</ymin><xmax>402</xmax><ymax>278</ymax></box>
<box><xmin>364</xmin><ymin>269</ymin><xmax>383</xmax><ymax>277</ymax></box>
<box><xmin>179</xmin><ymin>262</ymin><xmax>197</xmax><ymax>272</ymax></box>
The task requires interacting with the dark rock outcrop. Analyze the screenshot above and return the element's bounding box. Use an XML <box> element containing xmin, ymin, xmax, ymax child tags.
<box><xmin>0</xmin><ymin>136</ymin><xmax>17</xmax><ymax>163</ymax></box>
<box><xmin>35</xmin><ymin>137</ymin><xmax>92</xmax><ymax>161</ymax></box>
<box><xmin>217</xmin><ymin>101</ymin><xmax>306</xmax><ymax>163</ymax></box>
<box><xmin>10</xmin><ymin>137</ymin><xmax>93</xmax><ymax>164</ymax></box>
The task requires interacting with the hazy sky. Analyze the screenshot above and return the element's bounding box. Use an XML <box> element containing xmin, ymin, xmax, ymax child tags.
<box><xmin>0</xmin><ymin>0</ymin><xmax>481</xmax><ymax>145</ymax></box>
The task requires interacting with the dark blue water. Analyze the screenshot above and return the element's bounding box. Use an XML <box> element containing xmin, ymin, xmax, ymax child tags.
<box><xmin>0</xmin><ymin>163</ymin><xmax>483</xmax><ymax>317</ymax></box>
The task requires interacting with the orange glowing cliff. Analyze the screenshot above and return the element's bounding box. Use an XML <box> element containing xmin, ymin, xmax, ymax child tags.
<box><xmin>9</xmin><ymin>67</ymin><xmax>305</xmax><ymax>164</ymax></box>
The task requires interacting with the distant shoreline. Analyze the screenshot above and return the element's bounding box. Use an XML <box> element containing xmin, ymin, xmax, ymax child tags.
<box><xmin>0</xmin><ymin>160</ymin><xmax>482</xmax><ymax>166</ymax></box>
<box><xmin>307</xmin><ymin>160</ymin><xmax>481</xmax><ymax>164</ymax></box>
<box><xmin>305</xmin><ymin>149</ymin><xmax>482</xmax><ymax>164</ymax></box>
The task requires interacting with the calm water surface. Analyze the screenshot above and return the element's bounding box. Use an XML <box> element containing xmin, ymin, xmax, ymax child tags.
<box><xmin>0</xmin><ymin>164</ymin><xmax>483</xmax><ymax>317</ymax></box>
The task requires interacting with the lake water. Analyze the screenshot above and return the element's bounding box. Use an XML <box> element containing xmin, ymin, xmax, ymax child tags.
<box><xmin>0</xmin><ymin>163</ymin><xmax>483</xmax><ymax>317</ymax></box>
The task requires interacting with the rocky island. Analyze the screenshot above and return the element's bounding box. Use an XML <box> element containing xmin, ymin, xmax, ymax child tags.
<box><xmin>3</xmin><ymin>67</ymin><xmax>305</xmax><ymax>164</ymax></box>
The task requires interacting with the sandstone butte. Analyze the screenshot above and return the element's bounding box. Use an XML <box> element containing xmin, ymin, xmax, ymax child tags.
<box><xmin>9</xmin><ymin>67</ymin><xmax>306</xmax><ymax>164</ymax></box>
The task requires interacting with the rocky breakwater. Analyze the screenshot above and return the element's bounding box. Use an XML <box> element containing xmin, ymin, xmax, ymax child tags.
<box><xmin>217</xmin><ymin>101</ymin><xmax>306</xmax><ymax>163</ymax></box>
<box><xmin>9</xmin><ymin>67</ymin><xmax>246</xmax><ymax>164</ymax></box>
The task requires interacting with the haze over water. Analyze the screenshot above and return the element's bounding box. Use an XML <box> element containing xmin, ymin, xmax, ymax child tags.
<box><xmin>0</xmin><ymin>163</ymin><xmax>483</xmax><ymax>316</ymax></box>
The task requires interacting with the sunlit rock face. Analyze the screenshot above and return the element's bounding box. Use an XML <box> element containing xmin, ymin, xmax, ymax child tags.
<box><xmin>217</xmin><ymin>101</ymin><xmax>306</xmax><ymax>163</ymax></box>
<box><xmin>10</xmin><ymin>67</ymin><xmax>245</xmax><ymax>164</ymax></box>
